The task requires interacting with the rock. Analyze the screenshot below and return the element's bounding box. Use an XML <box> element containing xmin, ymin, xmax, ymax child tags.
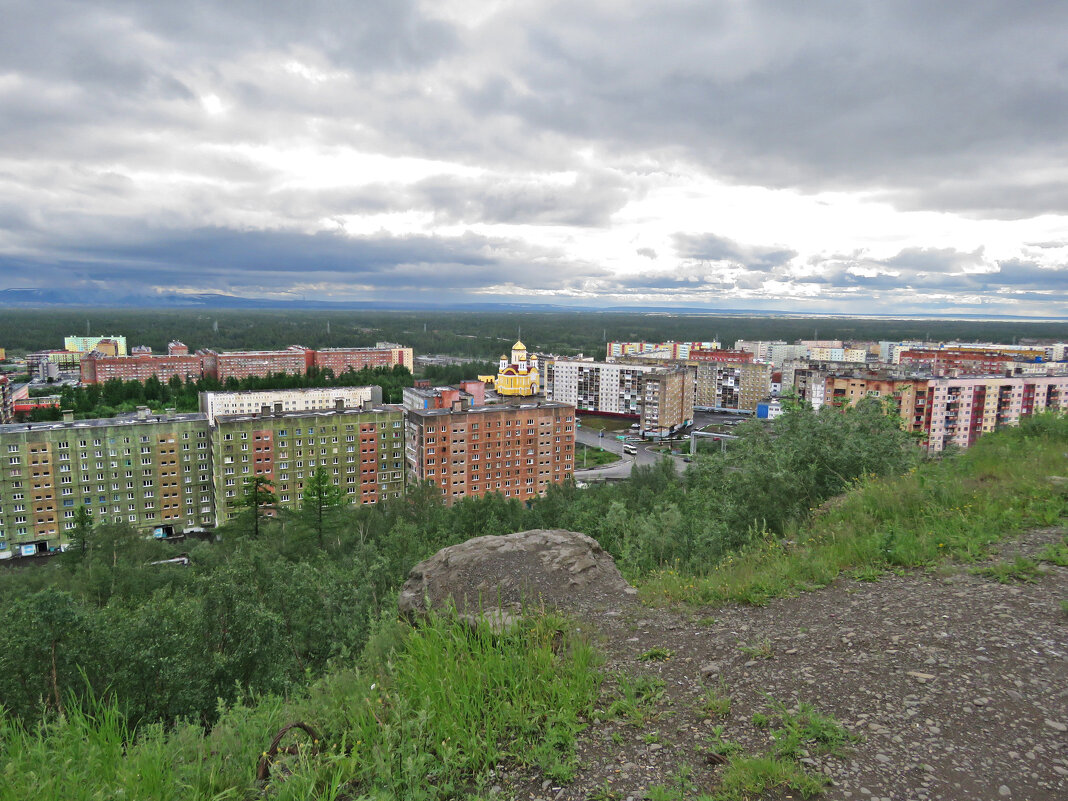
<box><xmin>1044</xmin><ymin>720</ymin><xmax>1067</xmax><ymax>732</ymax></box>
<box><xmin>398</xmin><ymin>529</ymin><xmax>637</xmax><ymax>619</ymax></box>
<box><xmin>999</xmin><ymin>785</ymin><xmax>1011</xmax><ymax>797</ymax></box>
<box><xmin>700</xmin><ymin>662</ymin><xmax>720</xmax><ymax>679</ymax></box>
<box><xmin>907</xmin><ymin>671</ymin><xmax>936</xmax><ymax>683</ymax></box>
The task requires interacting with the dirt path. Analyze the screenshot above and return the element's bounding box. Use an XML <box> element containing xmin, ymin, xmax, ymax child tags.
<box><xmin>500</xmin><ymin>528</ymin><xmax>1068</xmax><ymax>801</ymax></box>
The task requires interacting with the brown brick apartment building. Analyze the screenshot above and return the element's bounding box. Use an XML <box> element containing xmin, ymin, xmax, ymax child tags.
<box><xmin>405</xmin><ymin>401</ymin><xmax>575</xmax><ymax>504</ymax></box>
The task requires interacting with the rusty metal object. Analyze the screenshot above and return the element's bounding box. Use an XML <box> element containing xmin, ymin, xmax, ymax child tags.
<box><xmin>256</xmin><ymin>721</ymin><xmax>324</xmax><ymax>782</ymax></box>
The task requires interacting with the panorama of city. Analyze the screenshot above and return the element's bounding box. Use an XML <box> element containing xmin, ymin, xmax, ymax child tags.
<box><xmin>2</xmin><ymin>330</ymin><xmax>1066</xmax><ymax>557</ymax></box>
<box><xmin>3</xmin><ymin>1</ymin><xmax>1068</xmax><ymax>799</ymax></box>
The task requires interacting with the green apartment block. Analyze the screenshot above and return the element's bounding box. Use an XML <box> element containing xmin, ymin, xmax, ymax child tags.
<box><xmin>0</xmin><ymin>410</ymin><xmax>213</xmax><ymax>557</ymax></box>
<box><xmin>212</xmin><ymin>404</ymin><xmax>406</xmax><ymax>524</ymax></box>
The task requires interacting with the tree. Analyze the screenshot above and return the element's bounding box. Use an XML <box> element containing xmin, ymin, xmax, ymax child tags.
<box><xmin>238</xmin><ymin>475</ymin><xmax>278</xmax><ymax>539</ymax></box>
<box><xmin>301</xmin><ymin>467</ymin><xmax>346</xmax><ymax>548</ymax></box>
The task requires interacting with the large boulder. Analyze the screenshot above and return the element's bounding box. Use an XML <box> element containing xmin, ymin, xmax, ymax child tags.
<box><xmin>398</xmin><ymin>529</ymin><xmax>637</xmax><ymax>618</ymax></box>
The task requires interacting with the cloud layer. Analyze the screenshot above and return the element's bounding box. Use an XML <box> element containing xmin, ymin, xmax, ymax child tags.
<box><xmin>1</xmin><ymin>0</ymin><xmax>1067</xmax><ymax>316</ymax></box>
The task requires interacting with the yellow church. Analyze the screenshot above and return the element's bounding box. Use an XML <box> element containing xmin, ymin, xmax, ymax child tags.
<box><xmin>482</xmin><ymin>340</ymin><xmax>540</xmax><ymax>396</ymax></box>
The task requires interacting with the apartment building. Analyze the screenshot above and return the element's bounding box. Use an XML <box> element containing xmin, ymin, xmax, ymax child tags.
<box><xmin>0</xmin><ymin>376</ymin><xmax>11</xmax><ymax>425</ymax></box>
<box><xmin>640</xmin><ymin>368</ymin><xmax>694</xmax><ymax>437</ymax></box>
<box><xmin>64</xmin><ymin>335</ymin><xmax>129</xmax><ymax>356</ymax></box>
<box><xmin>689</xmin><ymin>349</ymin><xmax>754</xmax><ymax>363</ymax></box>
<box><xmin>199</xmin><ymin>386</ymin><xmax>382</xmax><ymax>425</ymax></box>
<box><xmin>80</xmin><ymin>344</ymin><xmax>414</xmax><ymax>385</ymax></box>
<box><xmin>81</xmin><ymin>350</ymin><xmax>203</xmax><ymax>385</ymax></box>
<box><xmin>211</xmin><ymin>405</ymin><xmax>406</xmax><ymax>524</ymax></box>
<box><xmin>823</xmin><ymin>375</ymin><xmax>932</xmax><ymax>433</ymax></box>
<box><xmin>405</xmin><ymin>401</ymin><xmax>575</xmax><ymax>505</ymax></box>
<box><xmin>314</xmin><ymin>343</ymin><xmax>413</xmax><ymax>374</ymax></box>
<box><xmin>402</xmin><ymin>381</ymin><xmax>485</xmax><ymax>411</ymax></box>
<box><xmin>694</xmin><ymin>361</ymin><xmax>773</xmax><ymax>412</ymax></box>
<box><xmin>926</xmin><ymin>375</ymin><xmax>1068</xmax><ymax>452</ymax></box>
<box><xmin>897</xmin><ymin>349</ymin><xmax>1015</xmax><ymax>375</ymax></box>
<box><xmin>0</xmin><ymin>410</ymin><xmax>213</xmax><ymax>557</ymax></box>
<box><xmin>545</xmin><ymin>359</ymin><xmax>654</xmax><ymax>416</ymax></box>
<box><xmin>606</xmin><ymin>341</ymin><xmax>718</xmax><ymax>360</ymax></box>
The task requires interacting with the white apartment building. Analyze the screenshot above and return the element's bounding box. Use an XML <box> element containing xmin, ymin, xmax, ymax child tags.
<box><xmin>545</xmin><ymin>360</ymin><xmax>656</xmax><ymax>415</ymax></box>
<box><xmin>198</xmin><ymin>386</ymin><xmax>382</xmax><ymax>425</ymax></box>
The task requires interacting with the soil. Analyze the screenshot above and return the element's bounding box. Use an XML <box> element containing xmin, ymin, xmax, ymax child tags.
<box><xmin>491</xmin><ymin>527</ymin><xmax>1068</xmax><ymax>801</ymax></box>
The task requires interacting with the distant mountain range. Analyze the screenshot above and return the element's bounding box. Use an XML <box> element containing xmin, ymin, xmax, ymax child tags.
<box><xmin>1</xmin><ymin>287</ymin><xmax>1065</xmax><ymax>321</ymax></box>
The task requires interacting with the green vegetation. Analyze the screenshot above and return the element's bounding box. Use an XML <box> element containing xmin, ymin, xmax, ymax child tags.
<box><xmin>638</xmin><ymin>646</ymin><xmax>674</xmax><ymax>662</ymax></box>
<box><xmin>1037</xmin><ymin>536</ymin><xmax>1068</xmax><ymax>567</ymax></box>
<box><xmin>971</xmin><ymin>556</ymin><xmax>1046</xmax><ymax>584</ymax></box>
<box><xmin>2</xmin><ymin>308</ymin><xmax>1065</xmax><ymax>362</ymax></box>
<box><xmin>1</xmin><ymin>397</ymin><xmax>1063</xmax><ymax>798</ymax></box>
<box><xmin>641</xmin><ymin>412</ymin><xmax>1068</xmax><ymax>606</ymax></box>
<box><xmin>738</xmin><ymin>640</ymin><xmax>774</xmax><ymax>660</ymax></box>
<box><xmin>699</xmin><ymin>682</ymin><xmax>733</xmax><ymax>719</ymax></box>
<box><xmin>604</xmin><ymin>673</ymin><xmax>665</xmax><ymax>728</ymax></box>
<box><xmin>0</xmin><ymin>611</ymin><xmax>601</xmax><ymax>801</ymax></box>
<box><xmin>576</xmin><ymin>443</ymin><xmax>622</xmax><ymax>468</ymax></box>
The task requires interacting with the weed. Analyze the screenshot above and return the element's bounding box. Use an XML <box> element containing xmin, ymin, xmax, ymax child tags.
<box><xmin>610</xmin><ymin>731</ymin><xmax>625</xmax><ymax>745</ymax></box>
<box><xmin>852</xmin><ymin>565</ymin><xmax>884</xmax><ymax>582</ymax></box>
<box><xmin>714</xmin><ymin>755</ymin><xmax>828</xmax><ymax>800</ymax></box>
<box><xmin>638</xmin><ymin>646</ymin><xmax>675</xmax><ymax>662</ymax></box>
<box><xmin>643</xmin><ymin>731</ymin><xmax>662</xmax><ymax>744</ymax></box>
<box><xmin>696</xmin><ymin>616</ymin><xmax>718</xmax><ymax>627</ymax></box>
<box><xmin>606</xmin><ymin>673</ymin><xmax>666</xmax><ymax>728</ymax></box>
<box><xmin>751</xmin><ymin>712</ymin><xmax>770</xmax><ymax>728</ymax></box>
<box><xmin>971</xmin><ymin>556</ymin><xmax>1046</xmax><ymax>584</ymax></box>
<box><xmin>738</xmin><ymin>639</ymin><xmax>774</xmax><ymax>660</ymax></box>
<box><xmin>645</xmin><ymin>765</ymin><xmax>706</xmax><ymax>801</ymax></box>
<box><xmin>1060</xmin><ymin>599</ymin><xmax>1068</xmax><ymax>617</ymax></box>
<box><xmin>590</xmin><ymin>780</ymin><xmax>623</xmax><ymax>801</ymax></box>
<box><xmin>763</xmin><ymin>697</ymin><xmax>860</xmax><ymax>759</ymax></box>
<box><xmin>699</xmin><ymin>681</ymin><xmax>732</xmax><ymax>719</ymax></box>
<box><xmin>1037</xmin><ymin>538</ymin><xmax>1068</xmax><ymax>567</ymax></box>
<box><xmin>702</xmin><ymin>725</ymin><xmax>744</xmax><ymax>758</ymax></box>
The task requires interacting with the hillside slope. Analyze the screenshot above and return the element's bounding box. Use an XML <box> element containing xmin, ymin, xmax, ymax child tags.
<box><xmin>498</xmin><ymin>527</ymin><xmax>1068</xmax><ymax>801</ymax></box>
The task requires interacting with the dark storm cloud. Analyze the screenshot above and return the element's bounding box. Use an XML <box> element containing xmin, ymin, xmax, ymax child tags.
<box><xmin>673</xmin><ymin>233</ymin><xmax>797</xmax><ymax>270</ymax></box>
<box><xmin>1</xmin><ymin>225</ymin><xmax>609</xmax><ymax>297</ymax></box>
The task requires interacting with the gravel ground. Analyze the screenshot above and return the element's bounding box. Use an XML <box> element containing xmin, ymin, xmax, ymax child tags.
<box><xmin>496</xmin><ymin>527</ymin><xmax>1068</xmax><ymax>801</ymax></box>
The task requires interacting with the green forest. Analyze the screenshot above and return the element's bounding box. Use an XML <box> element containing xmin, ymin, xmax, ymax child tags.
<box><xmin>2</xmin><ymin>308</ymin><xmax>1066</xmax><ymax>362</ymax></box>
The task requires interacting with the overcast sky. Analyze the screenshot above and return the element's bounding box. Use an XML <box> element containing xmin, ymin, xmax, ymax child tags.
<box><xmin>1</xmin><ymin>0</ymin><xmax>1067</xmax><ymax>316</ymax></box>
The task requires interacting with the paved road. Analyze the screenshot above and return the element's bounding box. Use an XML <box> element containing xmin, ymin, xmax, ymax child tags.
<box><xmin>574</xmin><ymin>426</ymin><xmax>688</xmax><ymax>481</ymax></box>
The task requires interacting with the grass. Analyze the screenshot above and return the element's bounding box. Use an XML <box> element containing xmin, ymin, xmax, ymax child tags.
<box><xmin>699</xmin><ymin>682</ymin><xmax>732</xmax><ymax>719</ymax></box>
<box><xmin>603</xmin><ymin>673</ymin><xmax>665</xmax><ymax>728</ymax></box>
<box><xmin>738</xmin><ymin>639</ymin><xmax>774</xmax><ymax>660</ymax></box>
<box><xmin>971</xmin><ymin>556</ymin><xmax>1046</xmax><ymax>584</ymax></box>
<box><xmin>576</xmin><ymin>442</ymin><xmax>623</xmax><ymax>468</ymax></box>
<box><xmin>638</xmin><ymin>646</ymin><xmax>674</xmax><ymax>662</ymax></box>
<box><xmin>763</xmin><ymin>697</ymin><xmax>860</xmax><ymax>759</ymax></box>
<box><xmin>0</xmin><ymin>611</ymin><xmax>602</xmax><ymax>801</ymax></box>
<box><xmin>640</xmin><ymin>416</ymin><xmax>1068</xmax><ymax>606</ymax></box>
<box><xmin>577</xmin><ymin>415</ymin><xmax>633</xmax><ymax>433</ymax></box>
<box><xmin>1037</xmin><ymin>537</ymin><xmax>1068</xmax><ymax>567</ymax></box>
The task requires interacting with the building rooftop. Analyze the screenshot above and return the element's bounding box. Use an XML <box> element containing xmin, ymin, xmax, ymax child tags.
<box><xmin>212</xmin><ymin>405</ymin><xmax>403</xmax><ymax>424</ymax></box>
<box><xmin>0</xmin><ymin>410</ymin><xmax>207</xmax><ymax>434</ymax></box>
<box><xmin>408</xmin><ymin>400</ymin><xmax>574</xmax><ymax>418</ymax></box>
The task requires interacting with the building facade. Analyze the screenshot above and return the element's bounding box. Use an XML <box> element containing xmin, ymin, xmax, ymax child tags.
<box><xmin>199</xmin><ymin>386</ymin><xmax>382</xmax><ymax>425</ymax></box>
<box><xmin>211</xmin><ymin>405</ymin><xmax>406</xmax><ymax>524</ymax></box>
<box><xmin>64</xmin><ymin>335</ymin><xmax>128</xmax><ymax>356</ymax></box>
<box><xmin>81</xmin><ymin>351</ymin><xmax>204</xmax><ymax>385</ymax></box>
<box><xmin>546</xmin><ymin>359</ymin><xmax>655</xmax><ymax>416</ymax></box>
<box><xmin>0</xmin><ymin>411</ymin><xmax>213</xmax><ymax>557</ymax></box>
<box><xmin>925</xmin><ymin>375</ymin><xmax>1068</xmax><ymax>452</ymax></box>
<box><xmin>314</xmin><ymin>344</ymin><xmax>413</xmax><ymax>374</ymax></box>
<box><xmin>694</xmin><ymin>361</ymin><xmax>773</xmax><ymax>411</ymax></box>
<box><xmin>405</xmin><ymin>401</ymin><xmax>575</xmax><ymax>505</ymax></box>
<box><xmin>640</xmin><ymin>368</ymin><xmax>694</xmax><ymax>437</ymax></box>
<box><xmin>607</xmin><ymin>341</ymin><xmax>718</xmax><ymax>360</ymax></box>
<box><xmin>0</xmin><ymin>376</ymin><xmax>11</xmax><ymax>424</ymax></box>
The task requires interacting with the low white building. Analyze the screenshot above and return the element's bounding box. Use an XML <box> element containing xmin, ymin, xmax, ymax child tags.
<box><xmin>199</xmin><ymin>386</ymin><xmax>382</xmax><ymax>425</ymax></box>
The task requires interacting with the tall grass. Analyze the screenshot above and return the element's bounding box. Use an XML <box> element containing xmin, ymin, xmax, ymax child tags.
<box><xmin>641</xmin><ymin>414</ymin><xmax>1068</xmax><ymax>605</ymax></box>
<box><xmin>0</xmin><ymin>612</ymin><xmax>601</xmax><ymax>801</ymax></box>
